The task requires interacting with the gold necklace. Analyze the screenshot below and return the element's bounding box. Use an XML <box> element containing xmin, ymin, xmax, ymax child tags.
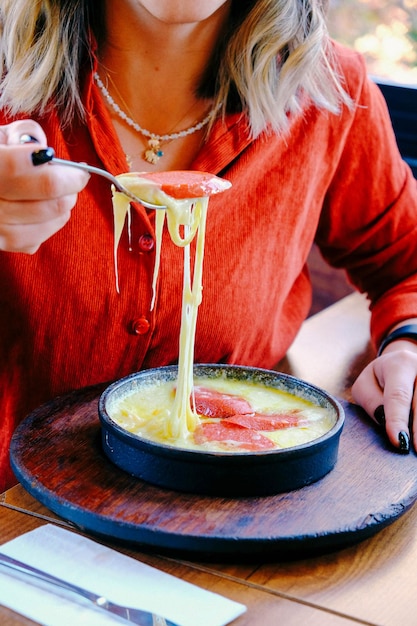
<box><xmin>94</xmin><ymin>72</ymin><xmax>217</xmax><ymax>165</ymax></box>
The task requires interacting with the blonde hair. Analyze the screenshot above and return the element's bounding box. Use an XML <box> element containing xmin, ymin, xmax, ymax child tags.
<box><xmin>0</xmin><ymin>0</ymin><xmax>94</xmax><ymax>121</ymax></box>
<box><xmin>218</xmin><ymin>0</ymin><xmax>351</xmax><ymax>136</ymax></box>
<box><xmin>0</xmin><ymin>0</ymin><xmax>350</xmax><ymax>137</ymax></box>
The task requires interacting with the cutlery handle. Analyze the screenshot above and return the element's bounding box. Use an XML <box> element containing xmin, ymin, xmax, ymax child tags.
<box><xmin>0</xmin><ymin>551</ymin><xmax>179</xmax><ymax>625</ymax></box>
<box><xmin>0</xmin><ymin>552</ymin><xmax>104</xmax><ymax>606</ymax></box>
<box><xmin>31</xmin><ymin>148</ymin><xmax>124</xmax><ymax>187</ymax></box>
<box><xmin>30</xmin><ymin>148</ymin><xmax>167</xmax><ymax>210</ymax></box>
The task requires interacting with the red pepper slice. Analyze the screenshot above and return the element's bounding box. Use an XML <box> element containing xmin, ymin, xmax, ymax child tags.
<box><xmin>135</xmin><ymin>170</ymin><xmax>231</xmax><ymax>199</ymax></box>
<box><xmin>193</xmin><ymin>421</ymin><xmax>275</xmax><ymax>451</ymax></box>
<box><xmin>226</xmin><ymin>412</ymin><xmax>304</xmax><ymax>431</ymax></box>
<box><xmin>193</xmin><ymin>386</ymin><xmax>254</xmax><ymax>419</ymax></box>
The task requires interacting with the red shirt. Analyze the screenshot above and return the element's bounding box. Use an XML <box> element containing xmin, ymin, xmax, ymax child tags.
<box><xmin>1</xmin><ymin>43</ymin><xmax>417</xmax><ymax>490</ymax></box>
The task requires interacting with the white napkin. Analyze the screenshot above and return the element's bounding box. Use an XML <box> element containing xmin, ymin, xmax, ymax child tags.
<box><xmin>0</xmin><ymin>524</ymin><xmax>246</xmax><ymax>626</ymax></box>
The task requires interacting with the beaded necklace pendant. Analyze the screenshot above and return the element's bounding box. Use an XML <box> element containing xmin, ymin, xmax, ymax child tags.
<box><xmin>94</xmin><ymin>73</ymin><xmax>218</xmax><ymax>166</ymax></box>
<box><xmin>145</xmin><ymin>138</ymin><xmax>164</xmax><ymax>164</ymax></box>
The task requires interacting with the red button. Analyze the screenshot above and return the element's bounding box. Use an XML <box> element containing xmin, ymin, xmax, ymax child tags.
<box><xmin>138</xmin><ymin>234</ymin><xmax>154</xmax><ymax>252</ymax></box>
<box><xmin>130</xmin><ymin>317</ymin><xmax>151</xmax><ymax>335</ymax></box>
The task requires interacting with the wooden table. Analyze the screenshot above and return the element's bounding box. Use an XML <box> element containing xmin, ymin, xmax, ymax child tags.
<box><xmin>2</xmin><ymin>293</ymin><xmax>416</xmax><ymax>626</ymax></box>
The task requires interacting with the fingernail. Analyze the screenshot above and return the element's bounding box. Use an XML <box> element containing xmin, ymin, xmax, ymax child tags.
<box><xmin>19</xmin><ymin>134</ymin><xmax>40</xmax><ymax>144</ymax></box>
<box><xmin>374</xmin><ymin>405</ymin><xmax>385</xmax><ymax>427</ymax></box>
<box><xmin>31</xmin><ymin>147</ymin><xmax>55</xmax><ymax>166</ymax></box>
<box><xmin>398</xmin><ymin>431</ymin><xmax>410</xmax><ymax>454</ymax></box>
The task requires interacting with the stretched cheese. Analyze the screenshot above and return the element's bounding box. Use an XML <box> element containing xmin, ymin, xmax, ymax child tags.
<box><xmin>112</xmin><ymin>170</ymin><xmax>232</xmax><ymax>439</ymax></box>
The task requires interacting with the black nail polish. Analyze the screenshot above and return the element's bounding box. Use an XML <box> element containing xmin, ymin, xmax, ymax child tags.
<box><xmin>374</xmin><ymin>405</ymin><xmax>385</xmax><ymax>427</ymax></box>
<box><xmin>31</xmin><ymin>147</ymin><xmax>55</xmax><ymax>166</ymax></box>
<box><xmin>398</xmin><ymin>431</ymin><xmax>410</xmax><ymax>454</ymax></box>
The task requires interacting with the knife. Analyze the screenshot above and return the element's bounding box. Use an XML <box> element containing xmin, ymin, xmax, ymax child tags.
<box><xmin>0</xmin><ymin>551</ymin><xmax>179</xmax><ymax>625</ymax></box>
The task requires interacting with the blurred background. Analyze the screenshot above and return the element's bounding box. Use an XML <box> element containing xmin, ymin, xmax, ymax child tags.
<box><xmin>327</xmin><ymin>0</ymin><xmax>417</xmax><ymax>85</ymax></box>
<box><xmin>308</xmin><ymin>1</ymin><xmax>416</xmax><ymax>315</ymax></box>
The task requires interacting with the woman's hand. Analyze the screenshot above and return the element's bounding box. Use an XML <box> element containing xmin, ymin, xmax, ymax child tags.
<box><xmin>352</xmin><ymin>338</ymin><xmax>417</xmax><ymax>453</ymax></box>
<box><xmin>0</xmin><ymin>120</ymin><xmax>90</xmax><ymax>253</ymax></box>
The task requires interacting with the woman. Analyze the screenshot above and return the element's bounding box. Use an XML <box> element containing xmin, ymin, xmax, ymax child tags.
<box><xmin>0</xmin><ymin>0</ymin><xmax>416</xmax><ymax>491</ymax></box>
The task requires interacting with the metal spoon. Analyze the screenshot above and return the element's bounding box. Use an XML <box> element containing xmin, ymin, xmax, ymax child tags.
<box><xmin>31</xmin><ymin>148</ymin><xmax>167</xmax><ymax>210</ymax></box>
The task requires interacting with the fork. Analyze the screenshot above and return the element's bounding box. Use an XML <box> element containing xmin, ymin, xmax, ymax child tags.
<box><xmin>31</xmin><ymin>147</ymin><xmax>167</xmax><ymax>210</ymax></box>
<box><xmin>0</xmin><ymin>552</ymin><xmax>178</xmax><ymax>625</ymax></box>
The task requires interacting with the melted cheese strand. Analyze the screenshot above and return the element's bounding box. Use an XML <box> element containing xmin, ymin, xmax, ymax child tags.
<box><xmin>112</xmin><ymin>190</ymin><xmax>132</xmax><ymax>293</ymax></box>
<box><xmin>151</xmin><ymin>209</ymin><xmax>166</xmax><ymax>311</ymax></box>
<box><xmin>170</xmin><ymin>198</ymin><xmax>208</xmax><ymax>438</ymax></box>
<box><xmin>112</xmin><ymin>175</ymin><xmax>209</xmax><ymax>441</ymax></box>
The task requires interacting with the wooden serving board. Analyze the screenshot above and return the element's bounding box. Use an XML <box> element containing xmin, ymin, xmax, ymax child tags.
<box><xmin>10</xmin><ymin>384</ymin><xmax>417</xmax><ymax>560</ymax></box>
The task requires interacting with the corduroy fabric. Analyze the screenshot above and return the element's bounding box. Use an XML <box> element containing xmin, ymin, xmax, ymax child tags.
<box><xmin>1</xmin><ymin>42</ymin><xmax>417</xmax><ymax>490</ymax></box>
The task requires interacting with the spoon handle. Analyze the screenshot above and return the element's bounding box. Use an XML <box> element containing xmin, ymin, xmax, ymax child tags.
<box><xmin>31</xmin><ymin>148</ymin><xmax>167</xmax><ymax>210</ymax></box>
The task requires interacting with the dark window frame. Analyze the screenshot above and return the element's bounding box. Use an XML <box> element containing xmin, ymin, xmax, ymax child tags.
<box><xmin>376</xmin><ymin>80</ymin><xmax>417</xmax><ymax>177</ymax></box>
